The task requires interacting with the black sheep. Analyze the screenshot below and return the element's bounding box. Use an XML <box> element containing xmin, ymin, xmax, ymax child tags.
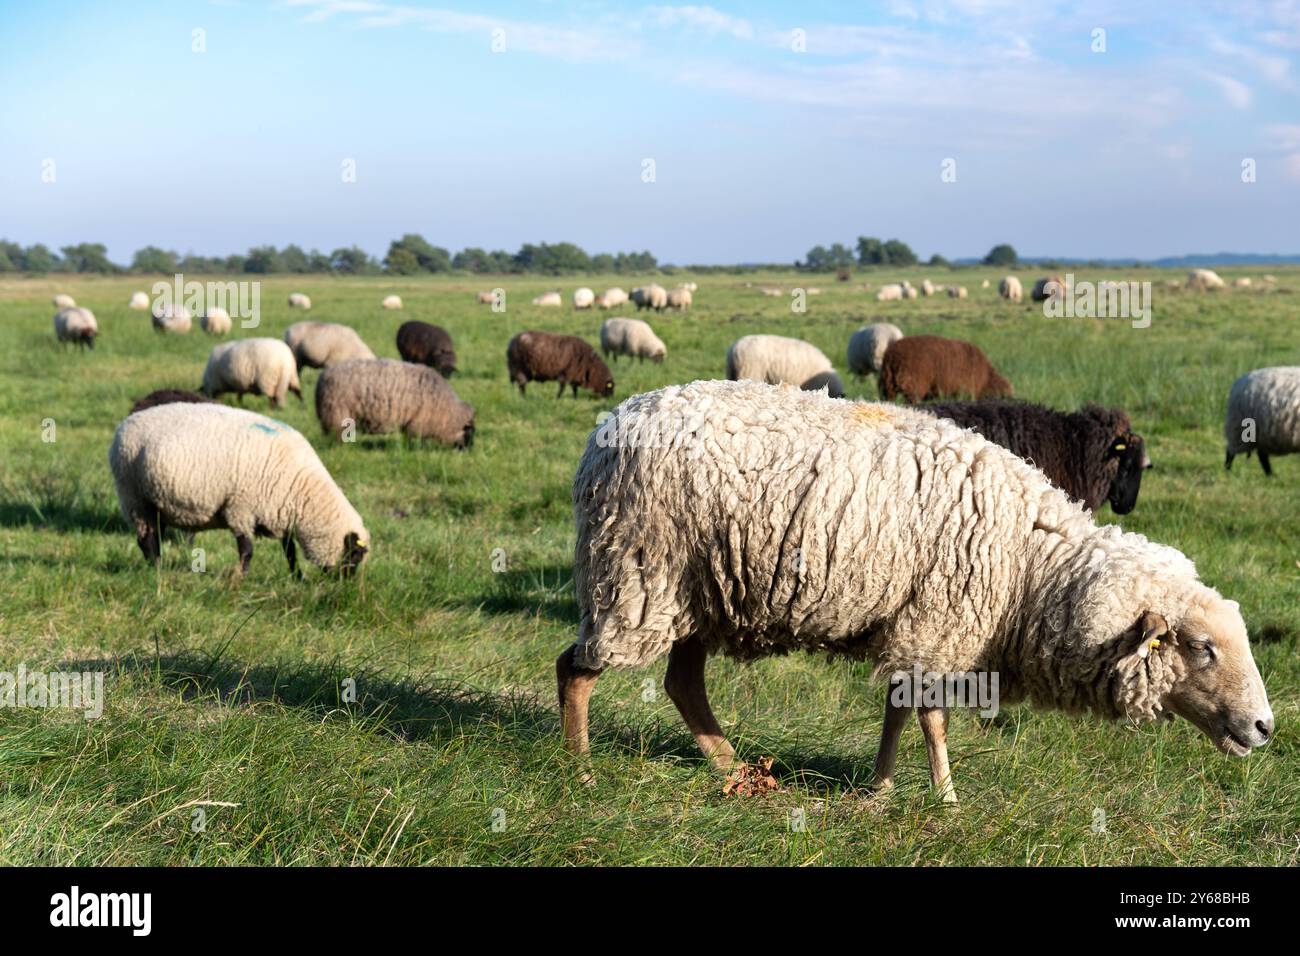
<box><xmin>924</xmin><ymin>399</ymin><xmax>1152</xmax><ymax>514</ymax></box>
<box><xmin>396</xmin><ymin>321</ymin><xmax>457</xmax><ymax>377</ymax></box>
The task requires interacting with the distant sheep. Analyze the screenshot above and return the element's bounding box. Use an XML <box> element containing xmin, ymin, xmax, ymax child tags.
<box><xmin>1000</xmin><ymin>276</ymin><xmax>1023</xmax><ymax>302</ymax></box>
<box><xmin>846</xmin><ymin>323</ymin><xmax>904</xmax><ymax>377</ymax></box>
<box><xmin>53</xmin><ymin>294</ymin><xmax>76</xmax><ymax>309</ymax></box>
<box><xmin>382</xmin><ymin>295</ymin><xmax>403</xmax><ymax>310</ymax></box>
<box><xmin>631</xmin><ymin>285</ymin><xmax>668</xmax><ymax>311</ymax></box>
<box><xmin>1233</xmin><ymin>277</ymin><xmax>1252</xmax><ymax>289</ymax></box>
<box><xmin>396</xmin><ymin>321</ymin><xmax>457</xmax><ymax>377</ymax></box>
<box><xmin>316</xmin><ymin>358</ymin><xmax>475</xmax><ymax>448</ymax></box>
<box><xmin>110</xmin><ymin>403</ymin><xmax>368</xmax><ymax>576</ymax></box>
<box><xmin>533</xmin><ymin>291</ymin><xmax>562</xmax><ymax>307</ymax></box>
<box><xmin>875</xmin><ymin>284</ymin><xmax>904</xmax><ymax>302</ymax></box>
<box><xmin>982</xmin><ymin>279</ymin><xmax>990</xmax><ymax>289</ymax></box>
<box><xmin>600</xmin><ymin>317</ymin><xmax>665</xmax><ymax>364</ymax></box>
<box><xmin>726</xmin><ymin>334</ymin><xmax>841</xmax><ymax>395</ymax></box>
<box><xmin>130</xmin><ymin>389</ymin><xmax>216</xmax><ymax>415</ymax></box>
<box><xmin>601</xmin><ymin>288</ymin><xmax>629</xmax><ymax>309</ymax></box>
<box><xmin>202</xmin><ymin>338</ymin><xmax>302</xmax><ymax>407</ymax></box>
<box><xmin>152</xmin><ymin>303</ymin><xmax>192</xmax><ymax>334</ymax></box>
<box><xmin>507</xmin><ymin>331</ymin><xmax>614</xmax><ymax>398</ymax></box>
<box><xmin>923</xmin><ymin>399</ymin><xmax>1152</xmax><ymax>513</ymax></box>
<box><xmin>1186</xmin><ymin>269</ymin><xmax>1225</xmax><ymax>292</ymax></box>
<box><xmin>920</xmin><ymin>279</ymin><xmax>937</xmax><ymax>296</ymax></box>
<box><xmin>573</xmin><ymin>287</ymin><xmax>595</xmax><ymax>310</ymax></box>
<box><xmin>878</xmin><ymin>334</ymin><xmax>1012</xmax><ymax>403</ymax></box>
<box><xmin>129</xmin><ymin>291</ymin><xmax>150</xmax><ymax>310</ymax></box>
<box><xmin>288</xmin><ymin>292</ymin><xmax>312</xmax><ymax>309</ymax></box>
<box><xmin>53</xmin><ymin>307</ymin><xmax>98</xmax><ymax>350</ymax></box>
<box><xmin>1031</xmin><ymin>274</ymin><xmax>1068</xmax><ymax>302</ymax></box>
<box><xmin>284</xmin><ymin>321</ymin><xmax>376</xmax><ymax>370</ymax></box>
<box><xmin>477</xmin><ymin>290</ymin><xmax>497</xmax><ymax>305</ymax></box>
<box><xmin>947</xmin><ymin>286</ymin><xmax>968</xmax><ymax>299</ymax></box>
<box><xmin>200</xmin><ymin>307</ymin><xmax>232</xmax><ymax>336</ymax></box>
<box><xmin>668</xmin><ymin>287</ymin><xmax>693</xmax><ymax>311</ymax></box>
<box><xmin>1224</xmin><ymin>367</ymin><xmax>1300</xmax><ymax>476</ymax></box>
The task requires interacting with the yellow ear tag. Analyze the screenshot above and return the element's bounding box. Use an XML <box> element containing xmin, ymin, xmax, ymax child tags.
<box><xmin>1114</xmin><ymin>443</ymin><xmax>1126</xmax><ymax>451</ymax></box>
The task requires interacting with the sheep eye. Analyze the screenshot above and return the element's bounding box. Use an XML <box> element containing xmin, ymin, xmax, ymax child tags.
<box><xmin>1187</xmin><ymin>639</ymin><xmax>1215</xmax><ymax>662</ymax></box>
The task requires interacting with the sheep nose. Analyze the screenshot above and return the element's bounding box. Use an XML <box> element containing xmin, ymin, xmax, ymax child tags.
<box><xmin>1256</xmin><ymin>717</ymin><xmax>1274</xmax><ymax>742</ymax></box>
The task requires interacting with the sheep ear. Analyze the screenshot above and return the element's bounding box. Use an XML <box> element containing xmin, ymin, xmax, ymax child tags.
<box><xmin>1105</xmin><ymin>436</ymin><xmax>1129</xmax><ymax>460</ymax></box>
<box><xmin>1122</xmin><ymin>611</ymin><xmax>1171</xmax><ymax>659</ymax></box>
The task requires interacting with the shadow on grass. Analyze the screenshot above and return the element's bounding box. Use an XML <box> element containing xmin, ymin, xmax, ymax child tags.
<box><xmin>457</xmin><ymin>563</ymin><xmax>579</xmax><ymax>624</ymax></box>
<box><xmin>0</xmin><ymin>496</ymin><xmax>119</xmax><ymax>535</ymax></box>
<box><xmin>62</xmin><ymin>648</ymin><xmax>880</xmax><ymax>793</ymax></box>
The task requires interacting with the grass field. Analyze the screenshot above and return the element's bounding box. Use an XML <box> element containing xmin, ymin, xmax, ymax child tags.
<box><xmin>1</xmin><ymin>269</ymin><xmax>1297</xmax><ymax>866</ymax></box>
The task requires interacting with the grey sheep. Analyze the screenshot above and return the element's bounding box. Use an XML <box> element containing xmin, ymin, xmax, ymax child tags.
<box><xmin>316</xmin><ymin>358</ymin><xmax>475</xmax><ymax>448</ymax></box>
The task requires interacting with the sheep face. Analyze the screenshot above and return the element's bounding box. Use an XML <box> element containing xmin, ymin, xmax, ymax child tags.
<box><xmin>1156</xmin><ymin>598</ymin><xmax>1274</xmax><ymax>756</ymax></box>
<box><xmin>337</xmin><ymin>531</ymin><xmax>370</xmax><ymax>577</ymax></box>
<box><xmin>1104</xmin><ymin>433</ymin><xmax>1151</xmax><ymax>514</ymax></box>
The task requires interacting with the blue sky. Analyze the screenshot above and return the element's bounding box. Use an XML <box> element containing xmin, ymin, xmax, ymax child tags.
<box><xmin>1</xmin><ymin>0</ymin><xmax>1298</xmax><ymax>263</ymax></box>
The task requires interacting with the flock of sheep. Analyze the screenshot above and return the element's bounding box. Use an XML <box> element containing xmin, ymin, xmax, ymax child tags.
<box><xmin>47</xmin><ymin>273</ymin><xmax>1284</xmax><ymax>801</ymax></box>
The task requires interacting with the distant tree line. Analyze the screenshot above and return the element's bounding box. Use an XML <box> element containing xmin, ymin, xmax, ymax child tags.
<box><xmin>798</xmin><ymin>238</ymin><xmax>1021</xmax><ymax>272</ymax></box>
<box><xmin>0</xmin><ymin>234</ymin><xmax>658</xmax><ymax>276</ymax></box>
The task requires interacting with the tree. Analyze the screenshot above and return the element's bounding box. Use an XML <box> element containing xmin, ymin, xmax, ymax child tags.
<box><xmin>386</xmin><ymin>234</ymin><xmax>450</xmax><ymax>273</ymax></box>
<box><xmin>24</xmin><ymin>244</ymin><xmax>60</xmax><ymax>274</ymax></box>
<box><xmin>60</xmin><ymin>242</ymin><xmax>116</xmax><ymax>273</ymax></box>
<box><xmin>331</xmin><ymin>246</ymin><xmax>376</xmax><ymax>274</ymax></box>
<box><xmin>983</xmin><ymin>243</ymin><xmax>1018</xmax><ymax>267</ymax></box>
<box><xmin>280</xmin><ymin>244</ymin><xmax>310</xmax><ymax>273</ymax></box>
<box><xmin>802</xmin><ymin>245</ymin><xmax>831</xmax><ymax>271</ymax></box>
<box><xmin>130</xmin><ymin>246</ymin><xmax>178</xmax><ymax>274</ymax></box>
<box><xmin>881</xmin><ymin>239</ymin><xmax>917</xmax><ymax>266</ymax></box>
<box><xmin>244</xmin><ymin>245</ymin><xmax>284</xmax><ymax>273</ymax></box>
<box><xmin>384</xmin><ymin>247</ymin><xmax>420</xmax><ymax>275</ymax></box>
<box><xmin>856</xmin><ymin>236</ymin><xmax>883</xmax><ymax>265</ymax></box>
<box><xmin>828</xmin><ymin>243</ymin><xmax>855</xmax><ymax>268</ymax></box>
<box><xmin>928</xmin><ymin>253</ymin><xmax>950</xmax><ymax>268</ymax></box>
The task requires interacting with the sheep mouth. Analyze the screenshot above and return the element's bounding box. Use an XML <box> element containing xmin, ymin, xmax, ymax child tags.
<box><xmin>1220</xmin><ymin>729</ymin><xmax>1253</xmax><ymax>757</ymax></box>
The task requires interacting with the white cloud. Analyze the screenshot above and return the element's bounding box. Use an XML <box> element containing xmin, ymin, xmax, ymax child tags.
<box><xmin>1205</xmin><ymin>72</ymin><xmax>1254</xmax><ymax>108</ymax></box>
<box><xmin>646</xmin><ymin>5</ymin><xmax>753</xmax><ymax>40</ymax></box>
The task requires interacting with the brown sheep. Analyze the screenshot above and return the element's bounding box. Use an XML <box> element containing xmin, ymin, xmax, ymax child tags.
<box><xmin>1031</xmin><ymin>274</ymin><xmax>1068</xmax><ymax>302</ymax></box>
<box><xmin>878</xmin><ymin>335</ymin><xmax>1012</xmax><ymax>403</ymax></box>
<box><xmin>507</xmin><ymin>331</ymin><xmax>614</xmax><ymax>398</ymax></box>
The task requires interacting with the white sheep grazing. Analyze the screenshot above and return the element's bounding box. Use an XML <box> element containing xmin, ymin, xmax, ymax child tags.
<box><xmin>558</xmin><ymin>381</ymin><xmax>1274</xmax><ymax>801</ymax></box>
<box><xmin>602</xmin><ymin>288</ymin><xmax>629</xmax><ymax>308</ymax></box>
<box><xmin>847</xmin><ymin>323</ymin><xmax>903</xmax><ymax>376</ymax></box>
<box><xmin>53</xmin><ymin>306</ymin><xmax>98</xmax><ymax>349</ymax></box>
<box><xmin>920</xmin><ymin>279</ymin><xmax>937</xmax><ymax>296</ymax></box>
<box><xmin>152</xmin><ymin>303</ymin><xmax>192</xmax><ymax>334</ymax></box>
<box><xmin>600</xmin><ymin>317</ymin><xmax>666</xmax><ymax>363</ymax></box>
<box><xmin>668</xmin><ymin>287</ymin><xmax>692</xmax><ymax>310</ymax></box>
<box><xmin>726</xmin><ymin>334</ymin><xmax>839</xmax><ymax>394</ymax></box>
<box><xmin>903</xmin><ymin>284</ymin><xmax>919</xmax><ymax>299</ymax></box>
<box><xmin>948</xmin><ymin>286</ymin><xmax>968</xmax><ymax>298</ymax></box>
<box><xmin>982</xmin><ymin>279</ymin><xmax>991</xmax><ymax>288</ymax></box>
<box><xmin>283</xmin><ymin>321</ymin><xmax>375</xmax><ymax>370</ymax></box>
<box><xmin>573</xmin><ymin>287</ymin><xmax>595</xmax><ymax>310</ymax></box>
<box><xmin>1233</xmin><ymin>277</ymin><xmax>1252</xmax><ymax>289</ymax></box>
<box><xmin>202</xmin><ymin>338</ymin><xmax>302</xmax><ymax>407</ymax></box>
<box><xmin>1224</xmin><ymin>366</ymin><xmax>1300</xmax><ymax>476</ymax></box>
<box><xmin>875</xmin><ymin>284</ymin><xmax>904</xmax><ymax>302</ymax></box>
<box><xmin>288</xmin><ymin>292</ymin><xmax>312</xmax><ymax>309</ymax></box>
<box><xmin>53</xmin><ymin>293</ymin><xmax>76</xmax><ymax>309</ymax></box>
<box><xmin>382</xmin><ymin>295</ymin><xmax>403</xmax><ymax>309</ymax></box>
<box><xmin>533</xmin><ymin>291</ymin><xmax>562</xmax><ymax>307</ymax></box>
<box><xmin>1187</xmin><ymin>269</ymin><xmax>1225</xmax><ymax>291</ymax></box>
<box><xmin>477</xmin><ymin>290</ymin><xmax>496</xmax><ymax>305</ymax></box>
<box><xmin>200</xmin><ymin>308</ymin><xmax>232</xmax><ymax>335</ymax></box>
<box><xmin>129</xmin><ymin>291</ymin><xmax>150</xmax><ymax>310</ymax></box>
<box><xmin>110</xmin><ymin>403</ymin><xmax>368</xmax><ymax>576</ymax></box>
<box><xmin>1000</xmin><ymin>276</ymin><xmax>1023</xmax><ymax>302</ymax></box>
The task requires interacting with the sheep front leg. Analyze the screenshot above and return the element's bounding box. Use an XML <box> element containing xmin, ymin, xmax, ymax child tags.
<box><xmin>235</xmin><ymin>534</ymin><xmax>253</xmax><ymax>576</ymax></box>
<box><xmin>663</xmin><ymin>637</ymin><xmax>736</xmax><ymax>771</ymax></box>
<box><xmin>917</xmin><ymin>706</ymin><xmax>958</xmax><ymax>804</ymax></box>
<box><xmin>556</xmin><ymin>644</ymin><xmax>602</xmax><ymax>758</ymax></box>
<box><xmin>870</xmin><ymin>692</ymin><xmax>910</xmax><ymax>791</ymax></box>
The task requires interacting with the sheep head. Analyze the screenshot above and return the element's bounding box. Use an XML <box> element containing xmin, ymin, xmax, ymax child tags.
<box><xmin>1104</xmin><ymin>432</ymin><xmax>1151</xmax><ymax>514</ymax></box>
<box><xmin>1113</xmin><ymin>598</ymin><xmax>1273</xmax><ymax>756</ymax></box>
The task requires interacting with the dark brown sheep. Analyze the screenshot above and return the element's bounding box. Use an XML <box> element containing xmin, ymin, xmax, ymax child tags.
<box><xmin>507</xmin><ymin>331</ymin><xmax>614</xmax><ymax>398</ymax></box>
<box><xmin>396</xmin><ymin>321</ymin><xmax>457</xmax><ymax>377</ymax></box>
<box><xmin>878</xmin><ymin>335</ymin><xmax>1012</xmax><ymax>403</ymax></box>
<box><xmin>129</xmin><ymin>389</ymin><xmax>217</xmax><ymax>416</ymax></box>
<box><xmin>923</xmin><ymin>399</ymin><xmax>1153</xmax><ymax>514</ymax></box>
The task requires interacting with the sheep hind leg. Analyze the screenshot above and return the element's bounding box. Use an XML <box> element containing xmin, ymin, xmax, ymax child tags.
<box><xmin>917</xmin><ymin>705</ymin><xmax>958</xmax><ymax>804</ymax></box>
<box><xmin>556</xmin><ymin>644</ymin><xmax>602</xmax><ymax>759</ymax></box>
<box><xmin>282</xmin><ymin>536</ymin><xmax>301</xmax><ymax>577</ymax></box>
<box><xmin>235</xmin><ymin>534</ymin><xmax>253</xmax><ymax>576</ymax></box>
<box><xmin>1259</xmin><ymin>451</ymin><xmax>1272</xmax><ymax>476</ymax></box>
<box><xmin>663</xmin><ymin>637</ymin><xmax>736</xmax><ymax>772</ymax></box>
<box><xmin>870</xmin><ymin>691</ymin><xmax>910</xmax><ymax>791</ymax></box>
